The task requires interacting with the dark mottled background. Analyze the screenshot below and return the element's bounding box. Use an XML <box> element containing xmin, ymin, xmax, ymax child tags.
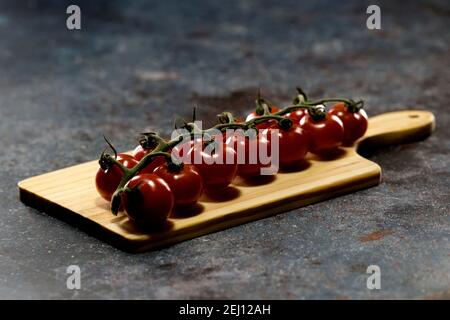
<box><xmin>0</xmin><ymin>0</ymin><xmax>448</xmax><ymax>299</ymax></box>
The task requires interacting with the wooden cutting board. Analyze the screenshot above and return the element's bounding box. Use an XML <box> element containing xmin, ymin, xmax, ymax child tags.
<box><xmin>18</xmin><ymin>110</ymin><xmax>435</xmax><ymax>252</ymax></box>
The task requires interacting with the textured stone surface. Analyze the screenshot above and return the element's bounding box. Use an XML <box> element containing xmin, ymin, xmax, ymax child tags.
<box><xmin>0</xmin><ymin>0</ymin><xmax>449</xmax><ymax>299</ymax></box>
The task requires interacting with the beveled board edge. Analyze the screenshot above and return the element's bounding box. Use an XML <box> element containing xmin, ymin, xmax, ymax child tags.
<box><xmin>18</xmin><ymin>160</ymin><xmax>381</xmax><ymax>252</ymax></box>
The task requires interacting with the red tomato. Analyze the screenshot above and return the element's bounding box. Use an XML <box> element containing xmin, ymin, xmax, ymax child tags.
<box><xmin>171</xmin><ymin>137</ymin><xmax>203</xmax><ymax>162</ymax></box>
<box><xmin>172</xmin><ymin>140</ymin><xmax>194</xmax><ymax>156</ymax></box>
<box><xmin>153</xmin><ymin>163</ymin><xmax>203</xmax><ymax>208</ymax></box>
<box><xmin>285</xmin><ymin>109</ymin><xmax>307</xmax><ymax>124</ymax></box>
<box><xmin>187</xmin><ymin>141</ymin><xmax>237</xmax><ymax>189</ymax></box>
<box><xmin>266</xmin><ymin>123</ymin><xmax>310</xmax><ymax>168</ymax></box>
<box><xmin>298</xmin><ymin>113</ymin><xmax>344</xmax><ymax>155</ymax></box>
<box><xmin>328</xmin><ymin>102</ymin><xmax>368</xmax><ymax>144</ymax></box>
<box><xmin>254</xmin><ymin>120</ymin><xmax>277</xmax><ymax>130</ymax></box>
<box><xmin>132</xmin><ymin>144</ymin><xmax>151</xmax><ymax>161</ymax></box>
<box><xmin>221</xmin><ymin>118</ymin><xmax>245</xmax><ymax>141</ymax></box>
<box><xmin>246</xmin><ymin>106</ymin><xmax>281</xmax><ymax>129</ymax></box>
<box><xmin>132</xmin><ymin>145</ymin><xmax>165</xmax><ymax>173</ymax></box>
<box><xmin>95</xmin><ymin>153</ymin><xmax>138</xmax><ymax>201</ymax></box>
<box><xmin>122</xmin><ymin>173</ymin><xmax>174</xmax><ymax>227</ymax></box>
<box><xmin>246</xmin><ymin>106</ymin><xmax>280</xmax><ymax>121</ymax></box>
<box><xmin>226</xmin><ymin>132</ymin><xmax>272</xmax><ymax>178</ymax></box>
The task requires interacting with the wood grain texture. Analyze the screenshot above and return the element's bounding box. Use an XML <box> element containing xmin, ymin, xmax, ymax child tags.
<box><xmin>18</xmin><ymin>110</ymin><xmax>435</xmax><ymax>252</ymax></box>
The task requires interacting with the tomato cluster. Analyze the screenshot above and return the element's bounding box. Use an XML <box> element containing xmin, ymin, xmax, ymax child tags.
<box><xmin>95</xmin><ymin>90</ymin><xmax>368</xmax><ymax>229</ymax></box>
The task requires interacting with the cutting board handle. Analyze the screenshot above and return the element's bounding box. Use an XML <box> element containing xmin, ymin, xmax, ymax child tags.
<box><xmin>357</xmin><ymin>110</ymin><xmax>435</xmax><ymax>151</ymax></box>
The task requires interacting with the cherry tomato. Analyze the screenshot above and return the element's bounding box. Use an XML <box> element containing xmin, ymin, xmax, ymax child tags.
<box><xmin>122</xmin><ymin>173</ymin><xmax>174</xmax><ymax>227</ymax></box>
<box><xmin>285</xmin><ymin>109</ymin><xmax>306</xmax><ymax>124</ymax></box>
<box><xmin>226</xmin><ymin>132</ymin><xmax>272</xmax><ymax>178</ymax></box>
<box><xmin>298</xmin><ymin>113</ymin><xmax>344</xmax><ymax>155</ymax></box>
<box><xmin>153</xmin><ymin>163</ymin><xmax>203</xmax><ymax>208</ymax></box>
<box><xmin>132</xmin><ymin>144</ymin><xmax>150</xmax><ymax>161</ymax></box>
<box><xmin>328</xmin><ymin>102</ymin><xmax>368</xmax><ymax>144</ymax></box>
<box><xmin>266</xmin><ymin>123</ymin><xmax>310</xmax><ymax>168</ymax></box>
<box><xmin>171</xmin><ymin>137</ymin><xmax>203</xmax><ymax>163</ymax></box>
<box><xmin>132</xmin><ymin>145</ymin><xmax>165</xmax><ymax>173</ymax></box>
<box><xmin>187</xmin><ymin>141</ymin><xmax>237</xmax><ymax>189</ymax></box>
<box><xmin>245</xmin><ymin>106</ymin><xmax>280</xmax><ymax>121</ymax></box>
<box><xmin>246</xmin><ymin>106</ymin><xmax>281</xmax><ymax>129</ymax></box>
<box><xmin>95</xmin><ymin>153</ymin><xmax>138</xmax><ymax>201</ymax></box>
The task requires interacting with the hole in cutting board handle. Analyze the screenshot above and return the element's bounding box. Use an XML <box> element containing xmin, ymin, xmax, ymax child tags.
<box><xmin>409</xmin><ymin>114</ymin><xmax>419</xmax><ymax>118</ymax></box>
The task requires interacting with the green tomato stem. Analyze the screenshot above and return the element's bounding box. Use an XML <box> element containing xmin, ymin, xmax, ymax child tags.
<box><xmin>104</xmin><ymin>91</ymin><xmax>364</xmax><ymax>215</ymax></box>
